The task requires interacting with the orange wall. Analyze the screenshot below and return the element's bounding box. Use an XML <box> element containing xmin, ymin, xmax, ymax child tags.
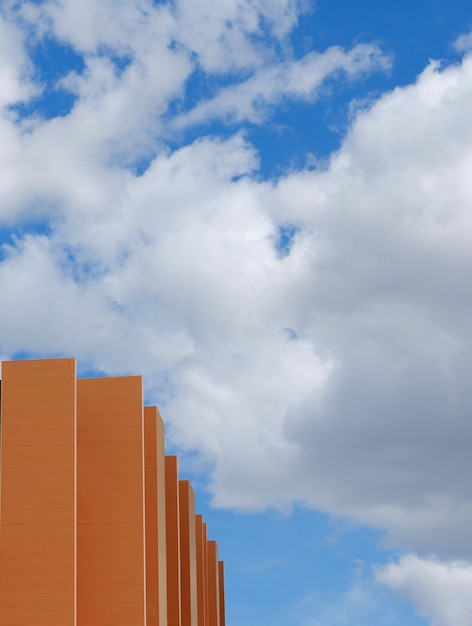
<box><xmin>0</xmin><ymin>358</ymin><xmax>77</xmax><ymax>626</ymax></box>
<box><xmin>156</xmin><ymin>411</ymin><xmax>168</xmax><ymax>626</ymax></box>
<box><xmin>145</xmin><ymin>406</ymin><xmax>168</xmax><ymax>626</ymax></box>
<box><xmin>0</xmin><ymin>358</ymin><xmax>226</xmax><ymax>626</ymax></box>
<box><xmin>145</xmin><ymin>406</ymin><xmax>159</xmax><ymax>626</ymax></box>
<box><xmin>179</xmin><ymin>480</ymin><xmax>198</xmax><ymax>626</ymax></box>
<box><xmin>195</xmin><ymin>515</ymin><xmax>207</xmax><ymax>626</ymax></box>
<box><xmin>207</xmin><ymin>541</ymin><xmax>221</xmax><ymax>626</ymax></box>
<box><xmin>166</xmin><ymin>455</ymin><xmax>181</xmax><ymax>626</ymax></box>
<box><xmin>77</xmin><ymin>376</ymin><xmax>146</xmax><ymax>626</ymax></box>
<box><xmin>218</xmin><ymin>561</ymin><xmax>226</xmax><ymax>626</ymax></box>
<box><xmin>203</xmin><ymin>522</ymin><xmax>210</xmax><ymax>626</ymax></box>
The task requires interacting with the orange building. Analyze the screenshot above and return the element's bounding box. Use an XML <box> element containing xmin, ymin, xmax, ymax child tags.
<box><xmin>0</xmin><ymin>357</ymin><xmax>226</xmax><ymax>626</ymax></box>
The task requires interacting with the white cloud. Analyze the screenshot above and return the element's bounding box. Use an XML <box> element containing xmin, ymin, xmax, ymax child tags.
<box><xmin>249</xmin><ymin>55</ymin><xmax>472</xmax><ymax>555</ymax></box>
<box><xmin>376</xmin><ymin>555</ymin><xmax>472</xmax><ymax>626</ymax></box>
<box><xmin>0</xmin><ymin>15</ymin><xmax>36</xmax><ymax>106</ymax></box>
<box><xmin>454</xmin><ymin>30</ymin><xmax>472</xmax><ymax>53</ymax></box>
<box><xmin>19</xmin><ymin>0</ymin><xmax>303</xmax><ymax>74</ymax></box>
<box><xmin>175</xmin><ymin>43</ymin><xmax>390</xmax><ymax>126</ymax></box>
<box><xmin>170</xmin><ymin>0</ymin><xmax>306</xmax><ymax>72</ymax></box>
<box><xmin>24</xmin><ymin>0</ymin><xmax>173</xmax><ymax>57</ymax></box>
<box><xmin>295</xmin><ymin>574</ymin><xmax>403</xmax><ymax>626</ymax></box>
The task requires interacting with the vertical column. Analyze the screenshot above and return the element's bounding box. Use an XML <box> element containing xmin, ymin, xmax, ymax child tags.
<box><xmin>144</xmin><ymin>406</ymin><xmax>168</xmax><ymax>626</ymax></box>
<box><xmin>165</xmin><ymin>456</ymin><xmax>181</xmax><ymax>626</ymax></box>
<box><xmin>195</xmin><ymin>515</ymin><xmax>207</xmax><ymax>626</ymax></box>
<box><xmin>207</xmin><ymin>541</ymin><xmax>220</xmax><ymax>626</ymax></box>
<box><xmin>218</xmin><ymin>562</ymin><xmax>226</xmax><ymax>626</ymax></box>
<box><xmin>203</xmin><ymin>522</ymin><xmax>209</xmax><ymax>626</ymax></box>
<box><xmin>156</xmin><ymin>412</ymin><xmax>168</xmax><ymax>626</ymax></box>
<box><xmin>0</xmin><ymin>358</ymin><xmax>77</xmax><ymax>626</ymax></box>
<box><xmin>77</xmin><ymin>376</ymin><xmax>146</xmax><ymax>626</ymax></box>
<box><xmin>179</xmin><ymin>481</ymin><xmax>198</xmax><ymax>626</ymax></box>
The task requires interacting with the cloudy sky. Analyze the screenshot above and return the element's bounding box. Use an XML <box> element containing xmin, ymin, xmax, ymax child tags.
<box><xmin>2</xmin><ymin>0</ymin><xmax>472</xmax><ymax>624</ymax></box>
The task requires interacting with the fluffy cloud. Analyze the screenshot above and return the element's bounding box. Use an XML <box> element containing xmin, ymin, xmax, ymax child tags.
<box><xmin>297</xmin><ymin>576</ymin><xmax>403</xmax><ymax>626</ymax></box>
<box><xmin>0</xmin><ymin>14</ymin><xmax>36</xmax><ymax>106</ymax></box>
<box><xmin>259</xmin><ymin>56</ymin><xmax>472</xmax><ymax>556</ymax></box>
<box><xmin>376</xmin><ymin>556</ymin><xmax>472</xmax><ymax>626</ymax></box>
<box><xmin>454</xmin><ymin>31</ymin><xmax>472</xmax><ymax>53</ymax></box>
<box><xmin>17</xmin><ymin>0</ymin><xmax>303</xmax><ymax>73</ymax></box>
<box><xmin>19</xmin><ymin>0</ymin><xmax>174</xmax><ymax>57</ymax></box>
<box><xmin>169</xmin><ymin>0</ymin><xmax>306</xmax><ymax>72</ymax></box>
<box><xmin>175</xmin><ymin>43</ymin><xmax>390</xmax><ymax>126</ymax></box>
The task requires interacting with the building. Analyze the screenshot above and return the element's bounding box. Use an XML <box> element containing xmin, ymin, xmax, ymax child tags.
<box><xmin>0</xmin><ymin>357</ymin><xmax>226</xmax><ymax>626</ymax></box>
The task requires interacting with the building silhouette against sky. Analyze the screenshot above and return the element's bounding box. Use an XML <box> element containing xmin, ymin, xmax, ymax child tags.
<box><xmin>0</xmin><ymin>357</ymin><xmax>225</xmax><ymax>626</ymax></box>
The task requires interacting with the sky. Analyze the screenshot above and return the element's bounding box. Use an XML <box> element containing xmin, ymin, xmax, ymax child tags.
<box><xmin>1</xmin><ymin>1</ymin><xmax>472</xmax><ymax>624</ymax></box>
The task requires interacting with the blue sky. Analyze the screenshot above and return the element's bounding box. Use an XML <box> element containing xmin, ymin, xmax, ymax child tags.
<box><xmin>2</xmin><ymin>1</ymin><xmax>472</xmax><ymax>625</ymax></box>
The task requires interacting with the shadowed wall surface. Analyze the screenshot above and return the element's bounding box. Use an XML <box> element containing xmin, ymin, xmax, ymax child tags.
<box><xmin>218</xmin><ymin>561</ymin><xmax>226</xmax><ymax>626</ymax></box>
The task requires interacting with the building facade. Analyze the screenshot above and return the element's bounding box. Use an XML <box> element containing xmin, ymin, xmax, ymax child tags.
<box><xmin>0</xmin><ymin>357</ymin><xmax>225</xmax><ymax>626</ymax></box>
